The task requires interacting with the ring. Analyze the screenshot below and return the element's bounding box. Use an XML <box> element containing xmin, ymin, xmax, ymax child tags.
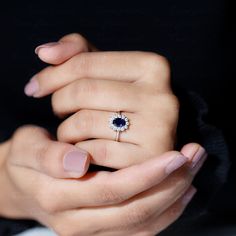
<box><xmin>109</xmin><ymin>112</ymin><xmax>130</xmax><ymax>142</ymax></box>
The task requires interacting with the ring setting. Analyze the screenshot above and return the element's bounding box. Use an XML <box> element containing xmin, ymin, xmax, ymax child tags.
<box><xmin>109</xmin><ymin>112</ymin><xmax>129</xmax><ymax>141</ymax></box>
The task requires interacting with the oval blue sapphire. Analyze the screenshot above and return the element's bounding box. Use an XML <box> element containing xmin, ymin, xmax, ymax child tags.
<box><xmin>112</xmin><ymin>117</ymin><xmax>126</xmax><ymax>128</ymax></box>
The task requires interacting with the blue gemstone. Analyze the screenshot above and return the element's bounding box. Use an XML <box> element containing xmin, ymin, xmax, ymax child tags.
<box><xmin>113</xmin><ymin>118</ymin><xmax>126</xmax><ymax>128</ymax></box>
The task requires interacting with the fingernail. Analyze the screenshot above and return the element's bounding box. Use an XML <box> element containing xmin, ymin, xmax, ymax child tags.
<box><xmin>191</xmin><ymin>153</ymin><xmax>207</xmax><ymax>175</ymax></box>
<box><xmin>190</xmin><ymin>147</ymin><xmax>207</xmax><ymax>169</ymax></box>
<box><xmin>182</xmin><ymin>186</ymin><xmax>197</xmax><ymax>205</ymax></box>
<box><xmin>24</xmin><ymin>77</ymin><xmax>39</xmax><ymax>97</ymax></box>
<box><xmin>35</xmin><ymin>42</ymin><xmax>59</xmax><ymax>54</ymax></box>
<box><xmin>165</xmin><ymin>155</ymin><xmax>188</xmax><ymax>175</ymax></box>
<box><xmin>63</xmin><ymin>150</ymin><xmax>88</xmax><ymax>178</ymax></box>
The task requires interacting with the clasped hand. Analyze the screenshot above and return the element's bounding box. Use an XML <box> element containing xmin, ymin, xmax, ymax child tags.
<box><xmin>0</xmin><ymin>34</ymin><xmax>207</xmax><ymax>236</ymax></box>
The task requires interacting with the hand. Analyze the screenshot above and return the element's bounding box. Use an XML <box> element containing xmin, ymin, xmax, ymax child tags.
<box><xmin>25</xmin><ymin>33</ymin><xmax>179</xmax><ymax>169</ymax></box>
<box><xmin>21</xmin><ymin>34</ymin><xmax>207</xmax><ymax>235</ymax></box>
<box><xmin>0</xmin><ymin>126</ymin><xmax>90</xmax><ymax>218</ymax></box>
<box><xmin>0</xmin><ymin>132</ymin><xmax>207</xmax><ymax>235</ymax></box>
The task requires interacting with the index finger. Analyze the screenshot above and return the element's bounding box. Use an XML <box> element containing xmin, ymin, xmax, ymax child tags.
<box><xmin>25</xmin><ymin>51</ymin><xmax>170</xmax><ymax>98</ymax></box>
<box><xmin>38</xmin><ymin>150</ymin><xmax>188</xmax><ymax>211</ymax></box>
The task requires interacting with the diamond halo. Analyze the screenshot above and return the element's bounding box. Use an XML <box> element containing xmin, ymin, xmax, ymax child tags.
<box><xmin>109</xmin><ymin>113</ymin><xmax>130</xmax><ymax>132</ymax></box>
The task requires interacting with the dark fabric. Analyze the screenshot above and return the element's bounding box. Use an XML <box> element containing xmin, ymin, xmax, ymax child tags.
<box><xmin>0</xmin><ymin>1</ymin><xmax>235</xmax><ymax>235</ymax></box>
<box><xmin>0</xmin><ymin>219</ymin><xmax>39</xmax><ymax>236</ymax></box>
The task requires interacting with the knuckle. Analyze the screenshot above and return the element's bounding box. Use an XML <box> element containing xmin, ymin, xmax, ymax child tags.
<box><xmin>13</xmin><ymin>125</ymin><xmax>45</xmax><ymax>140</ymax></box>
<box><xmin>51</xmin><ymin>91</ymin><xmax>62</xmax><ymax>115</ymax></box>
<box><xmin>91</xmin><ymin>141</ymin><xmax>109</xmax><ymax>164</ymax></box>
<box><xmin>53</xmin><ymin>224</ymin><xmax>75</xmax><ymax>236</ymax></box>
<box><xmin>76</xmin><ymin>78</ymin><xmax>98</xmax><ymax>96</ymax></box>
<box><xmin>144</xmin><ymin>53</ymin><xmax>170</xmax><ymax>73</ymax></box>
<box><xmin>77</xmin><ymin>110</ymin><xmax>95</xmax><ymax>133</ymax></box>
<box><xmin>97</xmin><ymin>184</ymin><xmax>124</xmax><ymax>205</ymax></box>
<box><xmin>57</xmin><ymin>123</ymin><xmax>66</xmax><ymax>141</ymax></box>
<box><xmin>123</xmin><ymin>205</ymin><xmax>153</xmax><ymax>228</ymax></box>
<box><xmin>52</xmin><ymin>217</ymin><xmax>85</xmax><ymax>236</ymax></box>
<box><xmin>151</xmin><ymin>93</ymin><xmax>180</xmax><ymax>115</ymax></box>
<box><xmin>141</xmin><ymin>52</ymin><xmax>171</xmax><ymax>85</ymax></box>
<box><xmin>57</xmin><ymin>120</ymin><xmax>74</xmax><ymax>142</ymax></box>
<box><xmin>37</xmin><ymin>187</ymin><xmax>60</xmax><ymax>214</ymax></box>
<box><xmin>70</xmin><ymin>53</ymin><xmax>91</xmax><ymax>76</ymax></box>
<box><xmin>163</xmin><ymin>94</ymin><xmax>180</xmax><ymax>111</ymax></box>
<box><xmin>11</xmin><ymin>126</ymin><xmax>48</xmax><ymax>150</ymax></box>
<box><xmin>35</xmin><ymin>142</ymin><xmax>51</xmax><ymax>171</ymax></box>
<box><xmin>66</xmin><ymin>33</ymin><xmax>87</xmax><ymax>44</ymax></box>
<box><xmin>9</xmin><ymin>126</ymin><xmax>50</xmax><ymax>167</ymax></box>
<box><xmin>72</xmin><ymin>80</ymin><xmax>98</xmax><ymax>109</ymax></box>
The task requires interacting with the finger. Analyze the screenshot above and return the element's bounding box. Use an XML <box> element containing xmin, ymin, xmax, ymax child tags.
<box><xmin>181</xmin><ymin>143</ymin><xmax>207</xmax><ymax>164</ymax></box>
<box><xmin>37</xmin><ymin>151</ymin><xmax>188</xmax><ymax>211</ymax></box>
<box><xmin>25</xmin><ymin>51</ymin><xmax>170</xmax><ymax>97</ymax></box>
<box><xmin>52</xmin><ymin>172</ymin><xmax>195</xmax><ymax>236</ymax></box>
<box><xmin>74</xmin><ymin>142</ymin><xmax>206</xmax><ymax>173</ymax></box>
<box><xmin>180</xmin><ymin>143</ymin><xmax>207</xmax><ymax>173</ymax></box>
<box><xmin>76</xmin><ymin>139</ymin><xmax>152</xmax><ymax>169</ymax></box>
<box><xmin>38</xmin><ymin>143</ymin><xmax>206</xmax><ymax>211</ymax></box>
<box><xmin>11</xmin><ymin>125</ymin><xmax>90</xmax><ymax>179</ymax></box>
<box><xmin>52</xmin><ymin>79</ymin><xmax>177</xmax><ymax>120</ymax></box>
<box><xmin>51</xmin><ymin>79</ymin><xmax>140</xmax><ymax>115</ymax></box>
<box><xmin>58</xmin><ymin>108</ymin><xmax>175</xmax><ymax>153</ymax></box>
<box><xmin>148</xmin><ymin>186</ymin><xmax>197</xmax><ymax>235</ymax></box>
<box><xmin>35</xmin><ymin>33</ymin><xmax>94</xmax><ymax>65</ymax></box>
<box><xmin>57</xmin><ymin>110</ymin><xmax>139</xmax><ymax>144</ymax></box>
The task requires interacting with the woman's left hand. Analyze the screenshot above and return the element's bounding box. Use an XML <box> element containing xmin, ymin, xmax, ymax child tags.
<box><xmin>25</xmin><ymin>34</ymin><xmax>179</xmax><ymax>169</ymax></box>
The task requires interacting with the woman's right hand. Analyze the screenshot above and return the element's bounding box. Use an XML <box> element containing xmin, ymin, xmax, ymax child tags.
<box><xmin>0</xmin><ymin>125</ymin><xmax>90</xmax><ymax>219</ymax></box>
<box><xmin>0</xmin><ymin>125</ymin><xmax>206</xmax><ymax>235</ymax></box>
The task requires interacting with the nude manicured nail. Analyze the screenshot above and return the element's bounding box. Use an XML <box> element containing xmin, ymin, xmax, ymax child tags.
<box><xmin>63</xmin><ymin>150</ymin><xmax>88</xmax><ymax>177</ymax></box>
<box><xmin>182</xmin><ymin>186</ymin><xmax>197</xmax><ymax>205</ymax></box>
<box><xmin>191</xmin><ymin>154</ymin><xmax>207</xmax><ymax>175</ymax></box>
<box><xmin>35</xmin><ymin>42</ymin><xmax>59</xmax><ymax>54</ymax></box>
<box><xmin>165</xmin><ymin>155</ymin><xmax>188</xmax><ymax>175</ymax></box>
<box><xmin>24</xmin><ymin>78</ymin><xmax>39</xmax><ymax>97</ymax></box>
<box><xmin>190</xmin><ymin>147</ymin><xmax>207</xmax><ymax>169</ymax></box>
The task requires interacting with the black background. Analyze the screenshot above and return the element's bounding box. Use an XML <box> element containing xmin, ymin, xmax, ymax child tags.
<box><xmin>0</xmin><ymin>0</ymin><xmax>235</xmax><ymax>235</ymax></box>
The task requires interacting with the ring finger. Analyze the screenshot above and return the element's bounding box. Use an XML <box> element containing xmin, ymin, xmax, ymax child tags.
<box><xmin>58</xmin><ymin>110</ymin><xmax>140</xmax><ymax>144</ymax></box>
<box><xmin>57</xmin><ymin>109</ymin><xmax>172</xmax><ymax>148</ymax></box>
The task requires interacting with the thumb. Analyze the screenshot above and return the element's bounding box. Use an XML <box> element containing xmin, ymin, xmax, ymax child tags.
<box><xmin>11</xmin><ymin>126</ymin><xmax>90</xmax><ymax>179</ymax></box>
<box><xmin>35</xmin><ymin>33</ymin><xmax>97</xmax><ymax>65</ymax></box>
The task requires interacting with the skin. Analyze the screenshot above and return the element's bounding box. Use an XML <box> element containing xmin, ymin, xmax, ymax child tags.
<box><xmin>0</xmin><ymin>34</ymin><xmax>207</xmax><ymax>235</ymax></box>
<box><xmin>27</xmin><ymin>33</ymin><xmax>179</xmax><ymax>169</ymax></box>
<box><xmin>0</xmin><ymin>133</ymin><xmax>205</xmax><ymax>236</ymax></box>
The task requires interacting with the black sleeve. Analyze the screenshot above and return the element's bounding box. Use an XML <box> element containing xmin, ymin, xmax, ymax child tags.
<box><xmin>0</xmin><ymin>218</ymin><xmax>39</xmax><ymax>236</ymax></box>
<box><xmin>176</xmin><ymin>88</ymin><xmax>230</xmax><ymax>196</ymax></box>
